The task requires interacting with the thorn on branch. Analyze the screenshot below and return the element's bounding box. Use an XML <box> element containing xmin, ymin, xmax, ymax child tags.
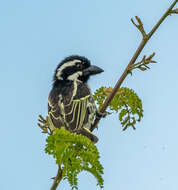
<box><xmin>50</xmin><ymin>167</ymin><xmax>63</xmax><ymax>190</ymax></box>
<box><xmin>131</xmin><ymin>16</ymin><xmax>148</xmax><ymax>39</ymax></box>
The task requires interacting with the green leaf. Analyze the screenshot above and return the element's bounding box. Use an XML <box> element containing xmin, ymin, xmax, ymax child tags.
<box><xmin>45</xmin><ymin>127</ymin><xmax>104</xmax><ymax>189</ymax></box>
<box><xmin>39</xmin><ymin>85</ymin><xmax>144</xmax><ymax>189</ymax></box>
<box><xmin>138</xmin><ymin>66</ymin><xmax>147</xmax><ymax>71</ymax></box>
<box><xmin>93</xmin><ymin>87</ymin><xmax>144</xmax><ymax>130</ymax></box>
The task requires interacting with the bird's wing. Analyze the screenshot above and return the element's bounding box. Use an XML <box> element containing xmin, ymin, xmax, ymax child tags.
<box><xmin>48</xmin><ymin>82</ymin><xmax>98</xmax><ymax>142</ymax></box>
<box><xmin>48</xmin><ymin>81</ymin><xmax>97</xmax><ymax>132</ymax></box>
<box><xmin>48</xmin><ymin>89</ymin><xmax>65</xmax><ymax>129</ymax></box>
<box><xmin>62</xmin><ymin>81</ymin><xmax>97</xmax><ymax>131</ymax></box>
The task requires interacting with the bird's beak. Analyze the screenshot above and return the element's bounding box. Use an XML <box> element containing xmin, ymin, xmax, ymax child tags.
<box><xmin>83</xmin><ymin>65</ymin><xmax>104</xmax><ymax>76</ymax></box>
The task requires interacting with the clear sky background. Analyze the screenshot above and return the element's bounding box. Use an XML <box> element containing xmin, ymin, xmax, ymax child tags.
<box><xmin>1</xmin><ymin>0</ymin><xmax>178</xmax><ymax>189</ymax></box>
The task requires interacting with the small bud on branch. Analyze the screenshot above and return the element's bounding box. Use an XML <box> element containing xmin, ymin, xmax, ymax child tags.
<box><xmin>131</xmin><ymin>16</ymin><xmax>148</xmax><ymax>39</ymax></box>
<box><xmin>129</xmin><ymin>52</ymin><xmax>157</xmax><ymax>72</ymax></box>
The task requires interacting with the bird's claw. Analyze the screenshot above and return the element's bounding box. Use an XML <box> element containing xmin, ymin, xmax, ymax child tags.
<box><xmin>74</xmin><ymin>128</ymin><xmax>98</xmax><ymax>143</ymax></box>
<box><xmin>96</xmin><ymin>110</ymin><xmax>108</xmax><ymax>119</ymax></box>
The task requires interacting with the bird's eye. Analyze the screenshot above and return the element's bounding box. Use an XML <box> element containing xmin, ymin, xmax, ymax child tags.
<box><xmin>76</xmin><ymin>63</ymin><xmax>83</xmax><ymax>69</ymax></box>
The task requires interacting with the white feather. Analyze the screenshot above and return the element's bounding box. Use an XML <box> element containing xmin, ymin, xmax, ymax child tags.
<box><xmin>67</xmin><ymin>71</ymin><xmax>82</xmax><ymax>81</ymax></box>
<box><xmin>56</xmin><ymin>59</ymin><xmax>81</xmax><ymax>80</ymax></box>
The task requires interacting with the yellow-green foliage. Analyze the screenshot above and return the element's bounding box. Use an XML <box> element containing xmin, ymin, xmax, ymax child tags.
<box><xmin>39</xmin><ymin>86</ymin><xmax>143</xmax><ymax>189</ymax></box>
<box><xmin>45</xmin><ymin>127</ymin><xmax>104</xmax><ymax>190</ymax></box>
<box><xmin>93</xmin><ymin>87</ymin><xmax>143</xmax><ymax>130</ymax></box>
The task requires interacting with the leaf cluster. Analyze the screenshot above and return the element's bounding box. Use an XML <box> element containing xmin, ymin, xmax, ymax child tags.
<box><xmin>37</xmin><ymin>115</ymin><xmax>53</xmax><ymax>134</ymax></box>
<box><xmin>93</xmin><ymin>87</ymin><xmax>143</xmax><ymax>130</ymax></box>
<box><xmin>128</xmin><ymin>53</ymin><xmax>156</xmax><ymax>74</ymax></box>
<box><xmin>45</xmin><ymin>127</ymin><xmax>104</xmax><ymax>190</ymax></box>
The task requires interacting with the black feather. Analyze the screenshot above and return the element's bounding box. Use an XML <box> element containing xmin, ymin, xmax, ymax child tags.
<box><xmin>48</xmin><ymin>55</ymin><xmax>103</xmax><ymax>143</ymax></box>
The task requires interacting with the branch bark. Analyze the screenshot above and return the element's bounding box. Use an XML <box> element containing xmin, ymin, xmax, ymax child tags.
<box><xmin>91</xmin><ymin>0</ymin><xmax>178</xmax><ymax>131</ymax></box>
<box><xmin>50</xmin><ymin>167</ymin><xmax>63</xmax><ymax>190</ymax></box>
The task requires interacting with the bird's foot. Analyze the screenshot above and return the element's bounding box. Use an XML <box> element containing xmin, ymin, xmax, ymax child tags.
<box><xmin>75</xmin><ymin>128</ymin><xmax>98</xmax><ymax>143</ymax></box>
<box><xmin>96</xmin><ymin>110</ymin><xmax>108</xmax><ymax>119</ymax></box>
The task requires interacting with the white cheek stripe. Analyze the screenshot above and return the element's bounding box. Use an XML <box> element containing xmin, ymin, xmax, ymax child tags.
<box><xmin>67</xmin><ymin>71</ymin><xmax>82</xmax><ymax>81</ymax></box>
<box><xmin>56</xmin><ymin>59</ymin><xmax>81</xmax><ymax>80</ymax></box>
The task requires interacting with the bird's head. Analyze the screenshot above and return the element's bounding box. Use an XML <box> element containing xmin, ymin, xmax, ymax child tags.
<box><xmin>53</xmin><ymin>55</ymin><xmax>104</xmax><ymax>84</ymax></box>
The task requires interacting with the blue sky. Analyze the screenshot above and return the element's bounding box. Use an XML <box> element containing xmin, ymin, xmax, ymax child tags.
<box><xmin>1</xmin><ymin>0</ymin><xmax>178</xmax><ymax>189</ymax></box>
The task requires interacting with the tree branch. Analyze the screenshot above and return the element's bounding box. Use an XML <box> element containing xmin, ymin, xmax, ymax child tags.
<box><xmin>129</xmin><ymin>52</ymin><xmax>156</xmax><ymax>72</ymax></box>
<box><xmin>170</xmin><ymin>8</ymin><xmax>178</xmax><ymax>14</ymax></box>
<box><xmin>50</xmin><ymin>166</ymin><xmax>63</xmax><ymax>190</ymax></box>
<box><xmin>131</xmin><ymin>16</ymin><xmax>147</xmax><ymax>39</ymax></box>
<box><xmin>91</xmin><ymin>0</ymin><xmax>178</xmax><ymax>132</ymax></box>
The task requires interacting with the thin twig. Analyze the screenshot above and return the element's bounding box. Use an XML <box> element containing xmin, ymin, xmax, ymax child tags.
<box><xmin>148</xmin><ymin>1</ymin><xmax>178</xmax><ymax>38</ymax></box>
<box><xmin>129</xmin><ymin>52</ymin><xmax>156</xmax><ymax>71</ymax></box>
<box><xmin>131</xmin><ymin>16</ymin><xmax>147</xmax><ymax>39</ymax></box>
<box><xmin>50</xmin><ymin>166</ymin><xmax>63</xmax><ymax>190</ymax></box>
<box><xmin>170</xmin><ymin>8</ymin><xmax>178</xmax><ymax>14</ymax></box>
<box><xmin>91</xmin><ymin>0</ymin><xmax>178</xmax><ymax>132</ymax></box>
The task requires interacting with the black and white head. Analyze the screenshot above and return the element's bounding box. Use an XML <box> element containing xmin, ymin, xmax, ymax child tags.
<box><xmin>53</xmin><ymin>55</ymin><xmax>103</xmax><ymax>85</ymax></box>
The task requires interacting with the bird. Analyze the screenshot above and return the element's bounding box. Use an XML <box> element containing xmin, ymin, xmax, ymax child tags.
<box><xmin>48</xmin><ymin>55</ymin><xmax>104</xmax><ymax>143</ymax></box>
